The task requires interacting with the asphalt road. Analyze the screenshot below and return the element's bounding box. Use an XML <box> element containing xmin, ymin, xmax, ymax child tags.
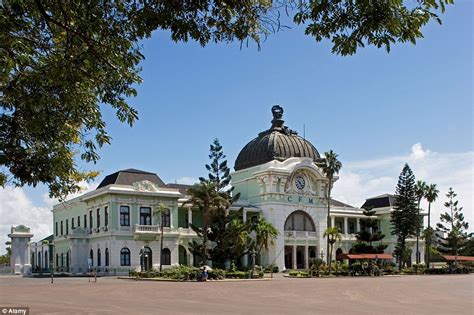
<box><xmin>0</xmin><ymin>274</ymin><xmax>472</xmax><ymax>314</ymax></box>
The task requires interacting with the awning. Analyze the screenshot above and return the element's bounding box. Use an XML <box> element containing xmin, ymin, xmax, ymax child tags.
<box><xmin>442</xmin><ymin>255</ymin><xmax>474</xmax><ymax>262</ymax></box>
<box><xmin>341</xmin><ymin>253</ymin><xmax>393</xmax><ymax>260</ymax></box>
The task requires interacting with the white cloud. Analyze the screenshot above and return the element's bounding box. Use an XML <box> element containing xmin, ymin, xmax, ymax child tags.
<box><xmin>333</xmin><ymin>143</ymin><xmax>474</xmax><ymax>231</ymax></box>
<box><xmin>175</xmin><ymin>177</ymin><xmax>198</xmax><ymax>185</ymax></box>
<box><xmin>0</xmin><ymin>187</ymin><xmax>52</xmax><ymax>255</ymax></box>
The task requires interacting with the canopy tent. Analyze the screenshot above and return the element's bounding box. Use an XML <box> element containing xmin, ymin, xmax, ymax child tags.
<box><xmin>442</xmin><ymin>255</ymin><xmax>474</xmax><ymax>262</ymax></box>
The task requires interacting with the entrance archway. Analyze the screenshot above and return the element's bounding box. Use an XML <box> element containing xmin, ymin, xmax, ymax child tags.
<box><xmin>336</xmin><ymin>248</ymin><xmax>343</xmax><ymax>262</ymax></box>
<box><xmin>178</xmin><ymin>245</ymin><xmax>188</xmax><ymax>265</ymax></box>
<box><xmin>140</xmin><ymin>247</ymin><xmax>152</xmax><ymax>271</ymax></box>
<box><xmin>284</xmin><ymin>210</ymin><xmax>317</xmax><ymax>270</ymax></box>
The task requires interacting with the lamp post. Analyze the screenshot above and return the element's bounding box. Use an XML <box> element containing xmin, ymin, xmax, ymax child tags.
<box><xmin>320</xmin><ymin>249</ymin><xmax>324</xmax><ymax>261</ymax></box>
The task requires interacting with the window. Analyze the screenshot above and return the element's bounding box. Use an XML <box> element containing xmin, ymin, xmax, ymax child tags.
<box><xmin>56</xmin><ymin>253</ymin><xmax>59</xmax><ymax>267</ymax></box>
<box><xmin>55</xmin><ymin>222</ymin><xmax>58</xmax><ymax>236</ymax></box>
<box><xmin>120</xmin><ymin>248</ymin><xmax>130</xmax><ymax>266</ymax></box>
<box><xmin>89</xmin><ymin>210</ymin><xmax>93</xmax><ymax>229</ymax></box>
<box><xmin>162</xmin><ymin>209</ymin><xmax>170</xmax><ymax>227</ymax></box>
<box><xmin>90</xmin><ymin>249</ymin><xmax>94</xmax><ymax>266</ymax></box>
<box><xmin>105</xmin><ymin>248</ymin><xmax>109</xmax><ymax>266</ymax></box>
<box><xmin>72</xmin><ymin>218</ymin><xmax>75</xmax><ymax>229</ymax></box>
<box><xmin>120</xmin><ymin>206</ymin><xmax>130</xmax><ymax>226</ymax></box>
<box><xmin>349</xmin><ymin>222</ymin><xmax>355</xmax><ymax>234</ymax></box>
<box><xmin>60</xmin><ymin>221</ymin><xmax>63</xmax><ymax>235</ymax></box>
<box><xmin>77</xmin><ymin>216</ymin><xmax>80</xmax><ymax>227</ymax></box>
<box><xmin>161</xmin><ymin>248</ymin><xmax>171</xmax><ymax>265</ymax></box>
<box><xmin>61</xmin><ymin>253</ymin><xmax>64</xmax><ymax>267</ymax></box>
<box><xmin>66</xmin><ymin>219</ymin><xmax>69</xmax><ymax>235</ymax></box>
<box><xmin>140</xmin><ymin>207</ymin><xmax>152</xmax><ymax>225</ymax></box>
<box><xmin>284</xmin><ymin>211</ymin><xmax>315</xmax><ymax>231</ymax></box>
<box><xmin>66</xmin><ymin>251</ymin><xmax>69</xmax><ymax>267</ymax></box>
<box><xmin>104</xmin><ymin>206</ymin><xmax>108</xmax><ymax>227</ymax></box>
<box><xmin>97</xmin><ymin>208</ymin><xmax>100</xmax><ymax>228</ymax></box>
<box><xmin>97</xmin><ymin>249</ymin><xmax>101</xmax><ymax>266</ymax></box>
<box><xmin>84</xmin><ymin>214</ymin><xmax>87</xmax><ymax>229</ymax></box>
<box><xmin>336</xmin><ymin>221</ymin><xmax>343</xmax><ymax>233</ymax></box>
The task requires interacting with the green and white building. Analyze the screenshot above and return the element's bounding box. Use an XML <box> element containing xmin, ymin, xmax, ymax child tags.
<box><xmin>10</xmin><ymin>106</ymin><xmax>424</xmax><ymax>275</ymax></box>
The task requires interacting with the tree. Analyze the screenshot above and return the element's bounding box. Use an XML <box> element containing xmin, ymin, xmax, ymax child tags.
<box><xmin>253</xmin><ymin>217</ymin><xmax>279</xmax><ymax>259</ymax></box>
<box><xmin>436</xmin><ymin>188</ymin><xmax>470</xmax><ymax>264</ymax></box>
<box><xmin>323</xmin><ymin>227</ymin><xmax>342</xmax><ymax>274</ymax></box>
<box><xmin>317</xmin><ymin>150</ymin><xmax>342</xmax><ymax>263</ymax></box>
<box><xmin>200</xmin><ymin>138</ymin><xmax>231</xmax><ymax>192</ymax></box>
<box><xmin>415</xmin><ymin>180</ymin><xmax>427</xmax><ymax>264</ymax></box>
<box><xmin>1</xmin><ymin>1</ymin><xmax>454</xmax><ymax>198</ymax></box>
<box><xmin>460</xmin><ymin>237</ymin><xmax>474</xmax><ymax>256</ymax></box>
<box><xmin>351</xmin><ymin>206</ymin><xmax>387</xmax><ymax>254</ymax></box>
<box><xmin>391</xmin><ymin>164</ymin><xmax>418</xmax><ymax>271</ymax></box>
<box><xmin>153</xmin><ymin>203</ymin><xmax>167</xmax><ymax>272</ymax></box>
<box><xmin>424</xmin><ymin>183</ymin><xmax>439</xmax><ymax>267</ymax></box>
<box><xmin>186</xmin><ymin>181</ymin><xmax>230</xmax><ymax>266</ymax></box>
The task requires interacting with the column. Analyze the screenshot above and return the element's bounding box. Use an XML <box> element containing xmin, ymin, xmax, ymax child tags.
<box><xmin>356</xmin><ymin>218</ymin><xmax>361</xmax><ymax>233</ymax></box>
<box><xmin>304</xmin><ymin>245</ymin><xmax>309</xmax><ymax>269</ymax></box>
<box><xmin>243</xmin><ymin>209</ymin><xmax>247</xmax><ymax>223</ymax></box>
<box><xmin>243</xmin><ymin>209</ymin><xmax>248</xmax><ymax>267</ymax></box>
<box><xmin>187</xmin><ymin>208</ymin><xmax>192</xmax><ymax>229</ymax></box>
<box><xmin>331</xmin><ymin>216</ymin><xmax>335</xmax><ymax>228</ymax></box>
<box><xmin>292</xmin><ymin>246</ymin><xmax>297</xmax><ymax>270</ymax></box>
<box><xmin>344</xmin><ymin>217</ymin><xmax>348</xmax><ymax>236</ymax></box>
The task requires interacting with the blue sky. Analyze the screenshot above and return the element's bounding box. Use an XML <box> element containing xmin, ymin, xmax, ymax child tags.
<box><xmin>1</xmin><ymin>1</ymin><xmax>472</xmax><ymax>248</ymax></box>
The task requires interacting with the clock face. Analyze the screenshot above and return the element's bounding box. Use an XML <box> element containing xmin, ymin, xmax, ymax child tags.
<box><xmin>295</xmin><ymin>176</ymin><xmax>305</xmax><ymax>190</ymax></box>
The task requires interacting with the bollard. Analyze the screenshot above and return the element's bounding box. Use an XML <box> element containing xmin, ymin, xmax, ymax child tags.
<box><xmin>94</xmin><ymin>271</ymin><xmax>97</xmax><ymax>282</ymax></box>
<box><xmin>51</xmin><ymin>273</ymin><xmax>54</xmax><ymax>284</ymax></box>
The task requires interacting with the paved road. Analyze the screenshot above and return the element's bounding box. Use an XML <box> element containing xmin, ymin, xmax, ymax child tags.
<box><xmin>0</xmin><ymin>274</ymin><xmax>472</xmax><ymax>314</ymax></box>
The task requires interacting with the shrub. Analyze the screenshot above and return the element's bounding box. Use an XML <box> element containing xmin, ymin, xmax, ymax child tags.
<box><xmin>289</xmin><ymin>270</ymin><xmax>310</xmax><ymax>277</ymax></box>
<box><xmin>162</xmin><ymin>265</ymin><xmax>200</xmax><ymax>280</ymax></box>
<box><xmin>264</xmin><ymin>264</ymin><xmax>279</xmax><ymax>273</ymax></box>
<box><xmin>208</xmin><ymin>268</ymin><xmax>225</xmax><ymax>280</ymax></box>
<box><xmin>225</xmin><ymin>271</ymin><xmax>247</xmax><ymax>279</ymax></box>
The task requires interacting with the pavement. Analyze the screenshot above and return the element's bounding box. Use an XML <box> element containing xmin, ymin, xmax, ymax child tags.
<box><xmin>0</xmin><ymin>273</ymin><xmax>472</xmax><ymax>314</ymax></box>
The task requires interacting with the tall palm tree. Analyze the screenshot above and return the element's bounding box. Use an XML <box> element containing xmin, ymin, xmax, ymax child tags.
<box><xmin>318</xmin><ymin>150</ymin><xmax>342</xmax><ymax>264</ymax></box>
<box><xmin>323</xmin><ymin>227</ymin><xmax>342</xmax><ymax>274</ymax></box>
<box><xmin>186</xmin><ymin>181</ymin><xmax>230</xmax><ymax>266</ymax></box>
<box><xmin>415</xmin><ymin>180</ymin><xmax>427</xmax><ymax>264</ymax></box>
<box><xmin>153</xmin><ymin>203</ymin><xmax>167</xmax><ymax>272</ymax></box>
<box><xmin>253</xmin><ymin>217</ymin><xmax>279</xmax><ymax>258</ymax></box>
<box><xmin>424</xmin><ymin>183</ymin><xmax>439</xmax><ymax>267</ymax></box>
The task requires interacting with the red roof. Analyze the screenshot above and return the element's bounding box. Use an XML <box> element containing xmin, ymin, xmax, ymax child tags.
<box><xmin>342</xmin><ymin>254</ymin><xmax>393</xmax><ymax>260</ymax></box>
<box><xmin>442</xmin><ymin>255</ymin><xmax>474</xmax><ymax>262</ymax></box>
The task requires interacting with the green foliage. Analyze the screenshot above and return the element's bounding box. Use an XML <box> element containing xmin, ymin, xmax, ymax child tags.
<box><xmin>294</xmin><ymin>0</ymin><xmax>454</xmax><ymax>55</ymax></box>
<box><xmin>460</xmin><ymin>237</ymin><xmax>474</xmax><ymax>256</ymax></box>
<box><xmin>225</xmin><ymin>270</ymin><xmax>247</xmax><ymax>279</ymax></box>
<box><xmin>436</xmin><ymin>188</ymin><xmax>470</xmax><ymax>257</ymax></box>
<box><xmin>352</xmin><ymin>205</ymin><xmax>387</xmax><ymax>254</ymax></box>
<box><xmin>252</xmin><ymin>216</ymin><xmax>279</xmax><ymax>257</ymax></box>
<box><xmin>288</xmin><ymin>270</ymin><xmax>310</xmax><ymax>277</ymax></box>
<box><xmin>264</xmin><ymin>264</ymin><xmax>279</xmax><ymax>273</ymax></box>
<box><xmin>0</xmin><ymin>1</ymin><xmax>452</xmax><ymax>197</ymax></box>
<box><xmin>324</xmin><ymin>226</ymin><xmax>342</xmax><ymax>274</ymax></box>
<box><xmin>391</xmin><ymin>163</ymin><xmax>418</xmax><ymax>270</ymax></box>
<box><xmin>200</xmin><ymin>138</ymin><xmax>232</xmax><ymax>191</ymax></box>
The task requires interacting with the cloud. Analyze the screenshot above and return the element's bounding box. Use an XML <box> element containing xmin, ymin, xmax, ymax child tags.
<box><xmin>175</xmin><ymin>177</ymin><xmax>199</xmax><ymax>185</ymax></box>
<box><xmin>333</xmin><ymin>143</ymin><xmax>474</xmax><ymax>231</ymax></box>
<box><xmin>0</xmin><ymin>187</ymin><xmax>52</xmax><ymax>255</ymax></box>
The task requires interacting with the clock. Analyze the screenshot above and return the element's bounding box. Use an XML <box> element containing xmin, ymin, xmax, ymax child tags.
<box><xmin>295</xmin><ymin>176</ymin><xmax>305</xmax><ymax>190</ymax></box>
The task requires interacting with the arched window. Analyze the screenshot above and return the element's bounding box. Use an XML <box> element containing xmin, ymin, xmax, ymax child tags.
<box><xmin>161</xmin><ymin>248</ymin><xmax>171</xmax><ymax>265</ymax></box>
<box><xmin>162</xmin><ymin>209</ymin><xmax>171</xmax><ymax>227</ymax></box>
<box><xmin>66</xmin><ymin>251</ymin><xmax>69</xmax><ymax>268</ymax></box>
<box><xmin>97</xmin><ymin>248</ymin><xmax>101</xmax><ymax>266</ymax></box>
<box><xmin>61</xmin><ymin>253</ymin><xmax>64</xmax><ymax>267</ymax></box>
<box><xmin>90</xmin><ymin>249</ymin><xmax>94</xmax><ymax>266</ymax></box>
<box><xmin>120</xmin><ymin>248</ymin><xmax>130</xmax><ymax>266</ymax></box>
<box><xmin>284</xmin><ymin>210</ymin><xmax>315</xmax><ymax>231</ymax></box>
<box><xmin>105</xmin><ymin>248</ymin><xmax>109</xmax><ymax>266</ymax></box>
<box><xmin>56</xmin><ymin>253</ymin><xmax>59</xmax><ymax>267</ymax></box>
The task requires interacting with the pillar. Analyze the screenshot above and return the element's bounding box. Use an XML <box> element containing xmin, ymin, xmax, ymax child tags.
<box><xmin>356</xmin><ymin>218</ymin><xmax>361</xmax><ymax>233</ymax></box>
<box><xmin>243</xmin><ymin>209</ymin><xmax>247</xmax><ymax>223</ymax></box>
<box><xmin>331</xmin><ymin>216</ymin><xmax>335</xmax><ymax>228</ymax></box>
<box><xmin>304</xmin><ymin>246</ymin><xmax>309</xmax><ymax>269</ymax></box>
<box><xmin>187</xmin><ymin>208</ymin><xmax>192</xmax><ymax>229</ymax></box>
<box><xmin>344</xmin><ymin>217</ymin><xmax>348</xmax><ymax>236</ymax></box>
<box><xmin>292</xmin><ymin>246</ymin><xmax>297</xmax><ymax>270</ymax></box>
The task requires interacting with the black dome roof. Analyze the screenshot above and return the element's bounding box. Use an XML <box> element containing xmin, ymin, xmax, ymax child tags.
<box><xmin>234</xmin><ymin>106</ymin><xmax>321</xmax><ymax>171</ymax></box>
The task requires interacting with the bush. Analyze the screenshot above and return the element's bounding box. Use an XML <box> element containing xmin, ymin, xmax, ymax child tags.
<box><xmin>208</xmin><ymin>268</ymin><xmax>225</xmax><ymax>280</ymax></box>
<box><xmin>264</xmin><ymin>264</ymin><xmax>279</xmax><ymax>273</ymax></box>
<box><xmin>162</xmin><ymin>265</ymin><xmax>200</xmax><ymax>280</ymax></box>
<box><xmin>225</xmin><ymin>271</ymin><xmax>247</xmax><ymax>279</ymax></box>
<box><xmin>288</xmin><ymin>270</ymin><xmax>310</xmax><ymax>277</ymax></box>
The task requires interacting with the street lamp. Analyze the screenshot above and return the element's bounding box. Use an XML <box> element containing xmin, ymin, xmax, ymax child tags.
<box><xmin>320</xmin><ymin>249</ymin><xmax>324</xmax><ymax>261</ymax></box>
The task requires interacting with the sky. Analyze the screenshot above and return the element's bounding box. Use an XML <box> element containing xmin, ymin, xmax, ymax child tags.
<box><xmin>1</xmin><ymin>2</ymin><xmax>472</xmax><ymax>253</ymax></box>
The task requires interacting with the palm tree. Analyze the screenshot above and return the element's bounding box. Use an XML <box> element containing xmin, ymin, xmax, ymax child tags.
<box><xmin>424</xmin><ymin>183</ymin><xmax>439</xmax><ymax>267</ymax></box>
<box><xmin>415</xmin><ymin>180</ymin><xmax>427</xmax><ymax>264</ymax></box>
<box><xmin>153</xmin><ymin>203</ymin><xmax>167</xmax><ymax>272</ymax></box>
<box><xmin>323</xmin><ymin>227</ymin><xmax>342</xmax><ymax>274</ymax></box>
<box><xmin>253</xmin><ymin>217</ymin><xmax>279</xmax><ymax>259</ymax></box>
<box><xmin>318</xmin><ymin>150</ymin><xmax>342</xmax><ymax>264</ymax></box>
<box><xmin>186</xmin><ymin>180</ymin><xmax>230</xmax><ymax>266</ymax></box>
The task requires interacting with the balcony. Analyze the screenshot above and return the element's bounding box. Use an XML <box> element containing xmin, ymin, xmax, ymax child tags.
<box><xmin>285</xmin><ymin>231</ymin><xmax>318</xmax><ymax>239</ymax></box>
<box><xmin>133</xmin><ymin>224</ymin><xmax>160</xmax><ymax>240</ymax></box>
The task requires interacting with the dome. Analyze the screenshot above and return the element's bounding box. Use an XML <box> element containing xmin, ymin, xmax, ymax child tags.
<box><xmin>234</xmin><ymin>106</ymin><xmax>321</xmax><ymax>171</ymax></box>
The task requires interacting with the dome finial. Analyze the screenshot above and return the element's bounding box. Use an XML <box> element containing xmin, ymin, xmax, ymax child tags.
<box><xmin>271</xmin><ymin>105</ymin><xmax>284</xmax><ymax>129</ymax></box>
